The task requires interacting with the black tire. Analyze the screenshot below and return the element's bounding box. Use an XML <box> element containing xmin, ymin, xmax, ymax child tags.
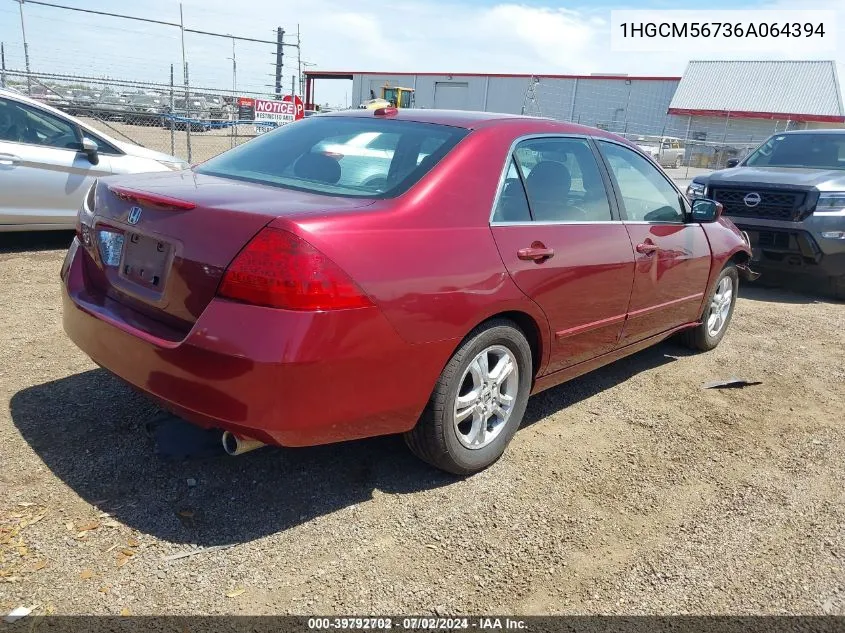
<box><xmin>681</xmin><ymin>264</ymin><xmax>739</xmax><ymax>351</ymax></box>
<box><xmin>404</xmin><ymin>319</ymin><xmax>533</xmax><ymax>475</ymax></box>
<box><xmin>831</xmin><ymin>275</ymin><xmax>845</xmax><ymax>301</ymax></box>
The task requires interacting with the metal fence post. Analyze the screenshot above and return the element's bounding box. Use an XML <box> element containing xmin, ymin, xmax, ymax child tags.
<box><xmin>179</xmin><ymin>3</ymin><xmax>192</xmax><ymax>163</ymax></box>
<box><xmin>683</xmin><ymin>115</ymin><xmax>692</xmax><ymax>179</ymax></box>
<box><xmin>169</xmin><ymin>64</ymin><xmax>175</xmax><ymax>157</ymax></box>
<box><xmin>0</xmin><ymin>43</ymin><xmax>6</xmax><ymax>89</ymax></box>
<box><xmin>717</xmin><ymin>112</ymin><xmax>731</xmax><ymax>169</ymax></box>
<box><xmin>184</xmin><ymin>62</ymin><xmax>192</xmax><ymax>163</ymax></box>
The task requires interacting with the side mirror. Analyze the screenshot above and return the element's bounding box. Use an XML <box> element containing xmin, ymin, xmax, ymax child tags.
<box><xmin>725</xmin><ymin>158</ymin><xmax>740</xmax><ymax>168</ymax></box>
<box><xmin>691</xmin><ymin>198</ymin><xmax>723</xmax><ymax>223</ymax></box>
<box><xmin>81</xmin><ymin>137</ymin><xmax>99</xmax><ymax>165</ymax></box>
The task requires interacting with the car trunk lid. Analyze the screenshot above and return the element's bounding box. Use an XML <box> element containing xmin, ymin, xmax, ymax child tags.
<box><xmin>86</xmin><ymin>170</ymin><xmax>376</xmax><ymax>333</ymax></box>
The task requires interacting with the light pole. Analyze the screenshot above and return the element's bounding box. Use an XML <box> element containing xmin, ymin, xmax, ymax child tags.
<box><xmin>226</xmin><ymin>39</ymin><xmax>236</xmax><ymax>96</ymax></box>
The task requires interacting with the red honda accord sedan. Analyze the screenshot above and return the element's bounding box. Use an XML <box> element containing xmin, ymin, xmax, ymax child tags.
<box><xmin>61</xmin><ymin>107</ymin><xmax>755</xmax><ymax>474</ymax></box>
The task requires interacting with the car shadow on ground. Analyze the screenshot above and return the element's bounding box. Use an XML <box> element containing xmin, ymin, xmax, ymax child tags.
<box><xmin>0</xmin><ymin>230</ymin><xmax>74</xmax><ymax>254</ymax></box>
<box><xmin>9</xmin><ymin>340</ymin><xmax>692</xmax><ymax>547</ymax></box>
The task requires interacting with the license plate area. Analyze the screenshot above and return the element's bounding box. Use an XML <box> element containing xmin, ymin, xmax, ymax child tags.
<box><xmin>119</xmin><ymin>232</ymin><xmax>172</xmax><ymax>292</ymax></box>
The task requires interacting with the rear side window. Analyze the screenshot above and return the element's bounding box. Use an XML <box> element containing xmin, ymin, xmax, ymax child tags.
<box><xmin>492</xmin><ymin>137</ymin><xmax>613</xmax><ymax>223</ymax></box>
<box><xmin>196</xmin><ymin>117</ymin><xmax>469</xmax><ymax>198</ymax></box>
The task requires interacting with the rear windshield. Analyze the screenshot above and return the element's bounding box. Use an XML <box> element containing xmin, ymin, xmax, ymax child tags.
<box><xmin>195</xmin><ymin>116</ymin><xmax>469</xmax><ymax>198</ymax></box>
<box><xmin>744</xmin><ymin>133</ymin><xmax>845</xmax><ymax>170</ymax></box>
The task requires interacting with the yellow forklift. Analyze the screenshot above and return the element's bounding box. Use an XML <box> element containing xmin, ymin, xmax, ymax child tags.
<box><xmin>360</xmin><ymin>84</ymin><xmax>415</xmax><ymax>109</ymax></box>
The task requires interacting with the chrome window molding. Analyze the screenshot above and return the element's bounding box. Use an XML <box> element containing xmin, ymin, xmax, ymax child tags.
<box><xmin>487</xmin><ymin>132</ymin><xmax>619</xmax><ymax>227</ymax></box>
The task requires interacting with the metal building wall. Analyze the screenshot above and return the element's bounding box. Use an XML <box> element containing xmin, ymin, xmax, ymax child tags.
<box><xmin>351</xmin><ymin>73</ymin><xmax>680</xmax><ymax>137</ymax></box>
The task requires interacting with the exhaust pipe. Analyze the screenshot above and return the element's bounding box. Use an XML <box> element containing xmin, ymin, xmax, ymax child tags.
<box><xmin>221</xmin><ymin>431</ymin><xmax>266</xmax><ymax>456</ymax></box>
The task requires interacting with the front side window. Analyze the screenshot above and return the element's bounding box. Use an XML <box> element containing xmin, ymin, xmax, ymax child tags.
<box><xmin>0</xmin><ymin>98</ymin><xmax>79</xmax><ymax>149</ymax></box>
<box><xmin>598</xmin><ymin>140</ymin><xmax>685</xmax><ymax>223</ymax></box>
<box><xmin>502</xmin><ymin>137</ymin><xmax>613</xmax><ymax>222</ymax></box>
<box><xmin>196</xmin><ymin>117</ymin><xmax>468</xmax><ymax>198</ymax></box>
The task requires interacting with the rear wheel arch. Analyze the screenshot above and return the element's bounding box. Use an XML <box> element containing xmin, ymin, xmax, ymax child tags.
<box><xmin>450</xmin><ymin>311</ymin><xmax>544</xmax><ymax>381</ymax></box>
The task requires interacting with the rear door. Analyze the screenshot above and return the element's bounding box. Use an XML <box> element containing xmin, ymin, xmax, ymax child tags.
<box><xmin>490</xmin><ymin>135</ymin><xmax>636</xmax><ymax>374</ymax></box>
<box><xmin>0</xmin><ymin>96</ymin><xmax>112</xmax><ymax>227</ymax></box>
<box><xmin>595</xmin><ymin>139</ymin><xmax>711</xmax><ymax>345</ymax></box>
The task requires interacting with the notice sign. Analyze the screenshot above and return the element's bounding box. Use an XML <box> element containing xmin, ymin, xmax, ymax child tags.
<box><xmin>254</xmin><ymin>95</ymin><xmax>305</xmax><ymax>124</ymax></box>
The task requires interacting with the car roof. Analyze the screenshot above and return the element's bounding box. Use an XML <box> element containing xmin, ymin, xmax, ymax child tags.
<box><xmin>319</xmin><ymin>107</ymin><xmax>534</xmax><ymax>128</ymax></box>
<box><xmin>317</xmin><ymin>107</ymin><xmax>629</xmax><ymax>139</ymax></box>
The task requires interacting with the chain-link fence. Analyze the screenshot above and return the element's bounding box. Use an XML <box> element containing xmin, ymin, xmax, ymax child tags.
<box><xmin>2</xmin><ymin>69</ymin><xmax>287</xmax><ymax>164</ymax></box>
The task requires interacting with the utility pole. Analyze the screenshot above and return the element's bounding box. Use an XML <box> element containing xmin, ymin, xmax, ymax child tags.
<box><xmin>0</xmin><ymin>43</ymin><xmax>6</xmax><ymax>89</ymax></box>
<box><xmin>291</xmin><ymin>75</ymin><xmax>295</xmax><ymax>98</ymax></box>
<box><xmin>16</xmin><ymin>0</ymin><xmax>32</xmax><ymax>94</ymax></box>
<box><xmin>275</xmin><ymin>27</ymin><xmax>284</xmax><ymax>99</ymax></box>
<box><xmin>230</xmin><ymin>38</ymin><xmax>237</xmax><ymax>95</ymax></box>
<box><xmin>169</xmin><ymin>64</ymin><xmax>175</xmax><ymax>157</ymax></box>
<box><xmin>296</xmin><ymin>24</ymin><xmax>301</xmax><ymax>96</ymax></box>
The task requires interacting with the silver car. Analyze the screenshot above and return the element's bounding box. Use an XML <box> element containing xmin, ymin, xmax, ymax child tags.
<box><xmin>0</xmin><ymin>88</ymin><xmax>188</xmax><ymax>232</ymax></box>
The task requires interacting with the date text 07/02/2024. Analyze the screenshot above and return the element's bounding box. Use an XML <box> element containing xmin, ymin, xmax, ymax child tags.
<box><xmin>306</xmin><ymin>617</ymin><xmax>528</xmax><ymax>630</ymax></box>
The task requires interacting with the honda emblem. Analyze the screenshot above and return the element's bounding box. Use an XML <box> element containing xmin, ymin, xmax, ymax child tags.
<box><xmin>127</xmin><ymin>206</ymin><xmax>142</xmax><ymax>225</ymax></box>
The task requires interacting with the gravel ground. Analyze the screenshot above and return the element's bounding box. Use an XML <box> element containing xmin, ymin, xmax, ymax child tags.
<box><xmin>0</xmin><ymin>232</ymin><xmax>843</xmax><ymax>617</ymax></box>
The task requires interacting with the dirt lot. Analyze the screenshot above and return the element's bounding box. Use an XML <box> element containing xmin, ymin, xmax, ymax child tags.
<box><xmin>1</xmin><ymin>232</ymin><xmax>844</xmax><ymax>617</ymax></box>
<box><xmin>79</xmin><ymin>117</ymin><xmax>258</xmax><ymax>164</ymax></box>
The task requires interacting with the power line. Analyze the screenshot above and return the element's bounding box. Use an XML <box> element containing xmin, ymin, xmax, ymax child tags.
<box><xmin>16</xmin><ymin>0</ymin><xmax>296</xmax><ymax>47</ymax></box>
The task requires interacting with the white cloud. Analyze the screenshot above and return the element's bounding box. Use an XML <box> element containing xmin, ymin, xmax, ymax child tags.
<box><xmin>3</xmin><ymin>0</ymin><xmax>843</xmax><ymax>107</ymax></box>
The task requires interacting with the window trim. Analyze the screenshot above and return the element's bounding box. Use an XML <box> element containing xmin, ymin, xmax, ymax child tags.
<box><xmin>489</xmin><ymin>133</ymin><xmax>622</xmax><ymax>227</ymax></box>
<box><xmin>593</xmin><ymin>137</ymin><xmax>690</xmax><ymax>225</ymax></box>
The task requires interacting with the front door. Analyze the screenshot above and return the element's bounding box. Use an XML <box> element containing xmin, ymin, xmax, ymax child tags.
<box><xmin>596</xmin><ymin>139</ymin><xmax>712</xmax><ymax>345</ymax></box>
<box><xmin>490</xmin><ymin>136</ymin><xmax>636</xmax><ymax>373</ymax></box>
<box><xmin>0</xmin><ymin>96</ymin><xmax>111</xmax><ymax>228</ymax></box>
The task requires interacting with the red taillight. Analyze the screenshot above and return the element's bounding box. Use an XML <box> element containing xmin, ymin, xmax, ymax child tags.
<box><xmin>217</xmin><ymin>228</ymin><xmax>373</xmax><ymax>311</ymax></box>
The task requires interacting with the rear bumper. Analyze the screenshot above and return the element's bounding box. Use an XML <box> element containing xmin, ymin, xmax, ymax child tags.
<box><xmin>61</xmin><ymin>238</ymin><xmax>451</xmax><ymax>447</ymax></box>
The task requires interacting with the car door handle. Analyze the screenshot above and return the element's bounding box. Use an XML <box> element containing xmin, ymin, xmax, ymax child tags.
<box><xmin>636</xmin><ymin>242</ymin><xmax>659</xmax><ymax>255</ymax></box>
<box><xmin>517</xmin><ymin>244</ymin><xmax>555</xmax><ymax>262</ymax></box>
<box><xmin>0</xmin><ymin>153</ymin><xmax>21</xmax><ymax>166</ymax></box>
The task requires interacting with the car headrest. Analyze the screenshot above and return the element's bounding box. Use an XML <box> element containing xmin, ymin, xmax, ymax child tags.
<box><xmin>525</xmin><ymin>161</ymin><xmax>571</xmax><ymax>199</ymax></box>
<box><xmin>294</xmin><ymin>153</ymin><xmax>342</xmax><ymax>184</ymax></box>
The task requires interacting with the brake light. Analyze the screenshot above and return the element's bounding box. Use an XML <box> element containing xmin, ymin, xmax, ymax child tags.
<box><xmin>108</xmin><ymin>185</ymin><xmax>196</xmax><ymax>210</ymax></box>
<box><xmin>76</xmin><ymin>183</ymin><xmax>97</xmax><ymax>247</ymax></box>
<box><xmin>217</xmin><ymin>228</ymin><xmax>373</xmax><ymax>310</ymax></box>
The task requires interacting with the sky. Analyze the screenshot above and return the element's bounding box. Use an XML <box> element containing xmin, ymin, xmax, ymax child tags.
<box><xmin>0</xmin><ymin>0</ymin><xmax>843</xmax><ymax>107</ymax></box>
